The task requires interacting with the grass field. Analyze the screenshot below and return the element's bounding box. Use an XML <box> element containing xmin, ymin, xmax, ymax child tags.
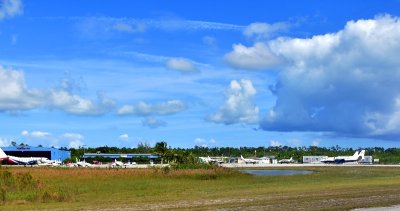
<box><xmin>1</xmin><ymin>166</ymin><xmax>400</xmax><ymax>210</ymax></box>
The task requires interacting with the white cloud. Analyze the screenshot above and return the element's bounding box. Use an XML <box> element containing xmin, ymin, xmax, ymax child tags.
<box><xmin>49</xmin><ymin>90</ymin><xmax>115</xmax><ymax>116</ymax></box>
<box><xmin>0</xmin><ymin>66</ymin><xmax>44</xmax><ymax>111</ymax></box>
<box><xmin>270</xmin><ymin>140</ymin><xmax>281</xmax><ymax>147</ymax></box>
<box><xmin>76</xmin><ymin>17</ymin><xmax>244</xmax><ymax>39</ymax></box>
<box><xmin>20</xmin><ymin>130</ymin><xmax>59</xmax><ymax>147</ymax></box>
<box><xmin>194</xmin><ymin>138</ymin><xmax>217</xmax><ymax>147</ymax></box>
<box><xmin>209</xmin><ymin>79</ymin><xmax>259</xmax><ymax>125</ymax></box>
<box><xmin>244</xmin><ymin>22</ymin><xmax>289</xmax><ymax>39</ymax></box>
<box><xmin>0</xmin><ymin>66</ymin><xmax>115</xmax><ymax>115</ymax></box>
<box><xmin>62</xmin><ymin>133</ymin><xmax>84</xmax><ymax>149</ymax></box>
<box><xmin>142</xmin><ymin>117</ymin><xmax>166</xmax><ymax>129</ymax></box>
<box><xmin>21</xmin><ymin>130</ymin><xmax>52</xmax><ymax>139</ymax></box>
<box><xmin>119</xmin><ymin>134</ymin><xmax>129</xmax><ymax>141</ymax></box>
<box><xmin>0</xmin><ymin>137</ymin><xmax>11</xmax><ymax>147</ymax></box>
<box><xmin>257</xmin><ymin>15</ymin><xmax>400</xmax><ymax>138</ymax></box>
<box><xmin>311</xmin><ymin>139</ymin><xmax>321</xmax><ymax>147</ymax></box>
<box><xmin>166</xmin><ymin>58</ymin><xmax>198</xmax><ymax>73</ymax></box>
<box><xmin>224</xmin><ymin>43</ymin><xmax>282</xmax><ymax>70</ymax></box>
<box><xmin>0</xmin><ymin>0</ymin><xmax>23</xmax><ymax>20</ymax></box>
<box><xmin>117</xmin><ymin>100</ymin><xmax>186</xmax><ymax>116</ymax></box>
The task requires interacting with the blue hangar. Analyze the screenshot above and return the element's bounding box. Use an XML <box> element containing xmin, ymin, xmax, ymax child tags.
<box><xmin>1</xmin><ymin>146</ymin><xmax>70</xmax><ymax>161</ymax></box>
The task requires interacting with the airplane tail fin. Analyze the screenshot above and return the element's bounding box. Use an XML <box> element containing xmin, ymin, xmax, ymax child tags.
<box><xmin>0</xmin><ymin>148</ymin><xmax>8</xmax><ymax>159</ymax></box>
<box><xmin>358</xmin><ymin>150</ymin><xmax>366</xmax><ymax>161</ymax></box>
<box><xmin>352</xmin><ymin>151</ymin><xmax>359</xmax><ymax>159</ymax></box>
<box><xmin>241</xmin><ymin>155</ymin><xmax>244</xmax><ymax>160</ymax></box>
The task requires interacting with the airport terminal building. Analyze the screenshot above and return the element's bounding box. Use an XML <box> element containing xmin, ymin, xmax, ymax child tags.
<box><xmin>1</xmin><ymin>146</ymin><xmax>70</xmax><ymax>161</ymax></box>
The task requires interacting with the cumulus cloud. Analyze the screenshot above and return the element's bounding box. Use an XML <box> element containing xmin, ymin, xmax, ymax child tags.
<box><xmin>119</xmin><ymin>134</ymin><xmax>129</xmax><ymax>141</ymax></box>
<box><xmin>0</xmin><ymin>137</ymin><xmax>11</xmax><ymax>147</ymax></box>
<box><xmin>208</xmin><ymin>79</ymin><xmax>259</xmax><ymax>125</ymax></box>
<box><xmin>142</xmin><ymin>117</ymin><xmax>166</xmax><ymax>129</ymax></box>
<box><xmin>0</xmin><ymin>66</ymin><xmax>44</xmax><ymax>111</ymax></box>
<box><xmin>0</xmin><ymin>0</ymin><xmax>23</xmax><ymax>20</ymax></box>
<box><xmin>117</xmin><ymin>100</ymin><xmax>186</xmax><ymax>116</ymax></box>
<box><xmin>49</xmin><ymin>90</ymin><xmax>115</xmax><ymax>116</ymax></box>
<box><xmin>0</xmin><ymin>66</ymin><xmax>115</xmax><ymax>115</ymax></box>
<box><xmin>244</xmin><ymin>22</ymin><xmax>289</xmax><ymax>39</ymax></box>
<box><xmin>311</xmin><ymin>139</ymin><xmax>321</xmax><ymax>147</ymax></box>
<box><xmin>270</xmin><ymin>140</ymin><xmax>281</xmax><ymax>147</ymax></box>
<box><xmin>62</xmin><ymin>133</ymin><xmax>84</xmax><ymax>149</ymax></box>
<box><xmin>256</xmin><ymin>15</ymin><xmax>400</xmax><ymax>139</ymax></box>
<box><xmin>20</xmin><ymin>130</ymin><xmax>59</xmax><ymax>147</ymax></box>
<box><xmin>194</xmin><ymin>138</ymin><xmax>217</xmax><ymax>147</ymax></box>
<box><xmin>166</xmin><ymin>58</ymin><xmax>198</xmax><ymax>73</ymax></box>
<box><xmin>224</xmin><ymin>43</ymin><xmax>282</xmax><ymax>70</ymax></box>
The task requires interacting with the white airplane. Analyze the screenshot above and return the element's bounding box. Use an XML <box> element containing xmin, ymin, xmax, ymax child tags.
<box><xmin>198</xmin><ymin>156</ymin><xmax>224</xmax><ymax>164</ymax></box>
<box><xmin>75</xmin><ymin>158</ymin><xmax>92</xmax><ymax>167</ymax></box>
<box><xmin>208</xmin><ymin>156</ymin><xmax>224</xmax><ymax>164</ymax></box>
<box><xmin>38</xmin><ymin>159</ymin><xmax>62</xmax><ymax>166</ymax></box>
<box><xmin>240</xmin><ymin>155</ymin><xmax>258</xmax><ymax>164</ymax></box>
<box><xmin>111</xmin><ymin>159</ymin><xmax>125</xmax><ymax>167</ymax></box>
<box><xmin>278</xmin><ymin>157</ymin><xmax>295</xmax><ymax>164</ymax></box>
<box><xmin>110</xmin><ymin>159</ymin><xmax>137</xmax><ymax>167</ymax></box>
<box><xmin>321</xmin><ymin>150</ymin><xmax>365</xmax><ymax>164</ymax></box>
<box><xmin>0</xmin><ymin>147</ymin><xmax>47</xmax><ymax>165</ymax></box>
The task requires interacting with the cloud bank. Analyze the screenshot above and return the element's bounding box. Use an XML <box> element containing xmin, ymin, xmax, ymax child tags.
<box><xmin>0</xmin><ymin>66</ymin><xmax>115</xmax><ymax>115</ymax></box>
<box><xmin>225</xmin><ymin>15</ymin><xmax>400</xmax><ymax>138</ymax></box>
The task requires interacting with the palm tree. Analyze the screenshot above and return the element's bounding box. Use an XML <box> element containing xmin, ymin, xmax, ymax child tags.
<box><xmin>154</xmin><ymin>141</ymin><xmax>169</xmax><ymax>165</ymax></box>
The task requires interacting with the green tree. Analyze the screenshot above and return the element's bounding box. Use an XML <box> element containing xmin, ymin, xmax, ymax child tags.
<box><xmin>153</xmin><ymin>141</ymin><xmax>169</xmax><ymax>164</ymax></box>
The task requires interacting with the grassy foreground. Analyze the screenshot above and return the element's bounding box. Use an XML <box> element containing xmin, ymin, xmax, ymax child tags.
<box><xmin>1</xmin><ymin>166</ymin><xmax>400</xmax><ymax>210</ymax></box>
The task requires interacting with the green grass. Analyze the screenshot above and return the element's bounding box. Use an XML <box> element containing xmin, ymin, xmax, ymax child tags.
<box><xmin>1</xmin><ymin>166</ymin><xmax>400</xmax><ymax>210</ymax></box>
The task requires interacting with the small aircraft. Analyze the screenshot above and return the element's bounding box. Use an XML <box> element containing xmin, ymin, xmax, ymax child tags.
<box><xmin>74</xmin><ymin>158</ymin><xmax>92</xmax><ymax>167</ymax></box>
<box><xmin>111</xmin><ymin>159</ymin><xmax>137</xmax><ymax>167</ymax></box>
<box><xmin>111</xmin><ymin>159</ymin><xmax>124</xmax><ymax>167</ymax></box>
<box><xmin>321</xmin><ymin>150</ymin><xmax>365</xmax><ymax>164</ymax></box>
<box><xmin>199</xmin><ymin>156</ymin><xmax>224</xmax><ymax>164</ymax></box>
<box><xmin>240</xmin><ymin>155</ymin><xmax>258</xmax><ymax>164</ymax></box>
<box><xmin>207</xmin><ymin>156</ymin><xmax>224</xmax><ymax>164</ymax></box>
<box><xmin>0</xmin><ymin>148</ymin><xmax>46</xmax><ymax>165</ymax></box>
<box><xmin>278</xmin><ymin>157</ymin><xmax>295</xmax><ymax>164</ymax></box>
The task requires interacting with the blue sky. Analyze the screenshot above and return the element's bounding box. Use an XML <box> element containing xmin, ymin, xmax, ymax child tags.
<box><xmin>1</xmin><ymin>0</ymin><xmax>400</xmax><ymax>149</ymax></box>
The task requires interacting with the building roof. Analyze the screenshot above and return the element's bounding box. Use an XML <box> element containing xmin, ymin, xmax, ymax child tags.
<box><xmin>1</xmin><ymin>146</ymin><xmax>69</xmax><ymax>152</ymax></box>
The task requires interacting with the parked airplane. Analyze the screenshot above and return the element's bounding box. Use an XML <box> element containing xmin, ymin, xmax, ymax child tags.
<box><xmin>0</xmin><ymin>148</ymin><xmax>48</xmax><ymax>165</ymax></box>
<box><xmin>111</xmin><ymin>159</ymin><xmax>137</xmax><ymax>167</ymax></box>
<box><xmin>74</xmin><ymin>158</ymin><xmax>92</xmax><ymax>167</ymax></box>
<box><xmin>240</xmin><ymin>155</ymin><xmax>258</xmax><ymax>164</ymax></box>
<box><xmin>321</xmin><ymin>150</ymin><xmax>365</xmax><ymax>164</ymax></box>
<box><xmin>199</xmin><ymin>156</ymin><xmax>224</xmax><ymax>164</ymax></box>
<box><xmin>278</xmin><ymin>157</ymin><xmax>295</xmax><ymax>164</ymax></box>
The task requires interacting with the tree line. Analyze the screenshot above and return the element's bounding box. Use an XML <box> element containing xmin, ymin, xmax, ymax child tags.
<box><xmin>67</xmin><ymin>142</ymin><xmax>400</xmax><ymax>164</ymax></box>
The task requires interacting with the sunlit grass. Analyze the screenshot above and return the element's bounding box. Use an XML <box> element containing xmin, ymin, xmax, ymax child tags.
<box><xmin>1</xmin><ymin>166</ymin><xmax>400</xmax><ymax>210</ymax></box>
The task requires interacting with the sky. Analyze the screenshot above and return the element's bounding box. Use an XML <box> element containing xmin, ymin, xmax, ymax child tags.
<box><xmin>1</xmin><ymin>0</ymin><xmax>400</xmax><ymax>149</ymax></box>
